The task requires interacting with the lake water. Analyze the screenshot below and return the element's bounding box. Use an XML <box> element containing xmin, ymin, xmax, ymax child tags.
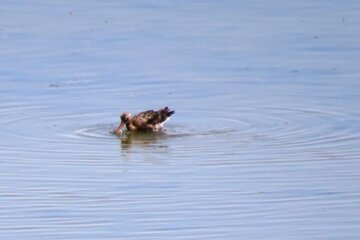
<box><xmin>1</xmin><ymin>1</ymin><xmax>360</xmax><ymax>239</ymax></box>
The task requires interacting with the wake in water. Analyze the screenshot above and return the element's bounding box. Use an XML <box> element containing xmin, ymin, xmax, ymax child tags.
<box><xmin>73</xmin><ymin>121</ymin><xmax>238</xmax><ymax>141</ymax></box>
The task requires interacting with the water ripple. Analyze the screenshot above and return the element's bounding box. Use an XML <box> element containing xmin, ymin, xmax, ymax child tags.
<box><xmin>1</xmin><ymin>99</ymin><xmax>359</xmax><ymax>161</ymax></box>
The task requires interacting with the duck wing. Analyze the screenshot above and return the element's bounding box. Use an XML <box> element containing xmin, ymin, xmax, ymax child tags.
<box><xmin>133</xmin><ymin>107</ymin><xmax>175</xmax><ymax>129</ymax></box>
<box><xmin>135</xmin><ymin>110</ymin><xmax>161</xmax><ymax>124</ymax></box>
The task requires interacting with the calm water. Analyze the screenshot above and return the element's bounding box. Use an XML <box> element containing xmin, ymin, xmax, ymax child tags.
<box><xmin>1</xmin><ymin>1</ymin><xmax>360</xmax><ymax>239</ymax></box>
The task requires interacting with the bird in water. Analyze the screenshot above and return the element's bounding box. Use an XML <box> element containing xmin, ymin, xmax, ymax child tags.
<box><xmin>114</xmin><ymin>106</ymin><xmax>175</xmax><ymax>134</ymax></box>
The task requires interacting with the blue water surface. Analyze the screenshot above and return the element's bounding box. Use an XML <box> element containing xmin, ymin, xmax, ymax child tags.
<box><xmin>1</xmin><ymin>1</ymin><xmax>360</xmax><ymax>239</ymax></box>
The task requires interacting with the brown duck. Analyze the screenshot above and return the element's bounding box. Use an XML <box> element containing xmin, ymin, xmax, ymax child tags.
<box><xmin>115</xmin><ymin>106</ymin><xmax>175</xmax><ymax>134</ymax></box>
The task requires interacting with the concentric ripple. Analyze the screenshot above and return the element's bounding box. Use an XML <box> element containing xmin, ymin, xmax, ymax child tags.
<box><xmin>1</xmin><ymin>97</ymin><xmax>359</xmax><ymax>160</ymax></box>
<box><xmin>73</xmin><ymin>124</ymin><xmax>116</xmax><ymax>140</ymax></box>
<box><xmin>243</xmin><ymin>105</ymin><xmax>360</xmax><ymax>152</ymax></box>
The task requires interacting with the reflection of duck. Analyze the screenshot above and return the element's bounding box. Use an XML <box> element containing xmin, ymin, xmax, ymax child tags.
<box><xmin>120</xmin><ymin>131</ymin><xmax>166</xmax><ymax>147</ymax></box>
<box><xmin>115</xmin><ymin>107</ymin><xmax>175</xmax><ymax>134</ymax></box>
<box><xmin>118</xmin><ymin>132</ymin><xmax>169</xmax><ymax>163</ymax></box>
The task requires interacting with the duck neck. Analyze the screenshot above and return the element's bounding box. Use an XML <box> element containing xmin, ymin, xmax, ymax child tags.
<box><xmin>126</xmin><ymin>119</ymin><xmax>137</xmax><ymax>131</ymax></box>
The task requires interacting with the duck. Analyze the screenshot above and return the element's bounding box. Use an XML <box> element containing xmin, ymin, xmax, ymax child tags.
<box><xmin>114</xmin><ymin>106</ymin><xmax>175</xmax><ymax>134</ymax></box>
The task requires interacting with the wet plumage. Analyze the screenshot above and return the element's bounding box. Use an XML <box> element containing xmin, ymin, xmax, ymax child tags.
<box><xmin>115</xmin><ymin>107</ymin><xmax>175</xmax><ymax>134</ymax></box>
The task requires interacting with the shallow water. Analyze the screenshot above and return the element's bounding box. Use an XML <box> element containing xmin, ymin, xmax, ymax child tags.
<box><xmin>1</xmin><ymin>1</ymin><xmax>360</xmax><ymax>239</ymax></box>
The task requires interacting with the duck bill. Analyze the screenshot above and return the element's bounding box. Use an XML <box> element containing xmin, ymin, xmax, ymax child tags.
<box><xmin>115</xmin><ymin>121</ymin><xmax>125</xmax><ymax>134</ymax></box>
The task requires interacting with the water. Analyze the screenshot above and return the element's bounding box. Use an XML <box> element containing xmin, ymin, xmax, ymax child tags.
<box><xmin>1</xmin><ymin>1</ymin><xmax>360</xmax><ymax>239</ymax></box>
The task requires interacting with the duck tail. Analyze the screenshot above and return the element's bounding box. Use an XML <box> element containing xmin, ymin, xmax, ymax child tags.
<box><xmin>163</xmin><ymin>106</ymin><xmax>175</xmax><ymax>117</ymax></box>
<box><xmin>167</xmin><ymin>110</ymin><xmax>175</xmax><ymax>117</ymax></box>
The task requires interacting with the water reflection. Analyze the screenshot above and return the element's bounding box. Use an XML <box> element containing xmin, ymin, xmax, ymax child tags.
<box><xmin>118</xmin><ymin>131</ymin><xmax>167</xmax><ymax>148</ymax></box>
<box><xmin>117</xmin><ymin>131</ymin><xmax>170</xmax><ymax>163</ymax></box>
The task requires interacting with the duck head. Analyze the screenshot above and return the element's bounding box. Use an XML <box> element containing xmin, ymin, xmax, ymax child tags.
<box><xmin>115</xmin><ymin>112</ymin><xmax>132</xmax><ymax>134</ymax></box>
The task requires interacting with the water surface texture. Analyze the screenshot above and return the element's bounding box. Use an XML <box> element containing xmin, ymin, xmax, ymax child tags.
<box><xmin>1</xmin><ymin>1</ymin><xmax>360</xmax><ymax>239</ymax></box>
